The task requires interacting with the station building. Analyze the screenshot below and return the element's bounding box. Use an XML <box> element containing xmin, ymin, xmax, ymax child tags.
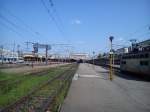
<box><xmin>0</xmin><ymin>48</ymin><xmax>18</xmax><ymax>63</ymax></box>
<box><xmin>69</xmin><ymin>53</ymin><xmax>89</xmax><ymax>62</ymax></box>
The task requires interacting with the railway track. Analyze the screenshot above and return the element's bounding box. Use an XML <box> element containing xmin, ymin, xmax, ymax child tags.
<box><xmin>0</xmin><ymin>64</ymin><xmax>26</xmax><ymax>69</ymax></box>
<box><xmin>0</xmin><ymin>64</ymin><xmax>72</xmax><ymax>93</ymax></box>
<box><xmin>41</xmin><ymin>67</ymin><xmax>76</xmax><ymax>112</ymax></box>
<box><xmin>0</xmin><ymin>64</ymin><xmax>78</xmax><ymax>112</ymax></box>
<box><xmin>0</xmin><ymin>68</ymin><xmax>56</xmax><ymax>94</ymax></box>
<box><xmin>0</xmin><ymin>68</ymin><xmax>49</xmax><ymax>84</ymax></box>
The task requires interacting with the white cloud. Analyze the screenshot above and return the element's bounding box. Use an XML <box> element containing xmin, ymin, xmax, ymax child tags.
<box><xmin>71</xmin><ymin>19</ymin><xmax>82</xmax><ymax>25</ymax></box>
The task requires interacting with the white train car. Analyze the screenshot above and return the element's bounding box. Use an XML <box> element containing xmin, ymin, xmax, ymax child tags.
<box><xmin>120</xmin><ymin>51</ymin><xmax>150</xmax><ymax>76</ymax></box>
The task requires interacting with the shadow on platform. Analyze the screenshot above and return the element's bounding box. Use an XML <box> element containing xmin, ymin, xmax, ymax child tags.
<box><xmin>100</xmin><ymin>66</ymin><xmax>150</xmax><ymax>82</ymax></box>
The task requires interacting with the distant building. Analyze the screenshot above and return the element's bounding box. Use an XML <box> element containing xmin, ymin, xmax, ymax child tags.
<box><xmin>115</xmin><ymin>47</ymin><xmax>129</xmax><ymax>55</ymax></box>
<box><xmin>70</xmin><ymin>53</ymin><xmax>89</xmax><ymax>60</ymax></box>
<box><xmin>115</xmin><ymin>39</ymin><xmax>150</xmax><ymax>54</ymax></box>
<box><xmin>128</xmin><ymin>39</ymin><xmax>150</xmax><ymax>53</ymax></box>
<box><xmin>49</xmin><ymin>53</ymin><xmax>61</xmax><ymax>59</ymax></box>
<box><xmin>137</xmin><ymin>39</ymin><xmax>150</xmax><ymax>47</ymax></box>
<box><xmin>0</xmin><ymin>48</ymin><xmax>18</xmax><ymax>63</ymax></box>
<box><xmin>137</xmin><ymin>39</ymin><xmax>150</xmax><ymax>51</ymax></box>
<box><xmin>23</xmin><ymin>52</ymin><xmax>47</xmax><ymax>62</ymax></box>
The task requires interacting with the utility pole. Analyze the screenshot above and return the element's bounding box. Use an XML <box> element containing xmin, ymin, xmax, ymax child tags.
<box><xmin>92</xmin><ymin>51</ymin><xmax>95</xmax><ymax>69</ymax></box>
<box><xmin>109</xmin><ymin>36</ymin><xmax>114</xmax><ymax>81</ymax></box>
<box><xmin>25</xmin><ymin>41</ymin><xmax>32</xmax><ymax>52</ymax></box>
<box><xmin>13</xmin><ymin>41</ymin><xmax>16</xmax><ymax>63</ymax></box>
<box><xmin>45</xmin><ymin>45</ymin><xmax>48</xmax><ymax>65</ymax></box>
<box><xmin>0</xmin><ymin>45</ymin><xmax>4</xmax><ymax>64</ymax></box>
<box><xmin>17</xmin><ymin>44</ymin><xmax>20</xmax><ymax>57</ymax></box>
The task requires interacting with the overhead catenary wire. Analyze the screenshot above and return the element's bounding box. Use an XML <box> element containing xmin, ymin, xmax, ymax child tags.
<box><xmin>41</xmin><ymin>0</ymin><xmax>67</xmax><ymax>40</ymax></box>
<box><xmin>0</xmin><ymin>21</ymin><xmax>30</xmax><ymax>51</ymax></box>
<box><xmin>0</xmin><ymin>21</ymin><xmax>24</xmax><ymax>38</ymax></box>
<box><xmin>136</xmin><ymin>32</ymin><xmax>150</xmax><ymax>40</ymax></box>
<box><xmin>114</xmin><ymin>24</ymin><xmax>150</xmax><ymax>50</ymax></box>
<box><xmin>126</xmin><ymin>25</ymin><xmax>150</xmax><ymax>44</ymax></box>
<box><xmin>48</xmin><ymin>0</ymin><xmax>65</xmax><ymax>33</ymax></box>
<box><xmin>0</xmin><ymin>15</ymin><xmax>30</xmax><ymax>40</ymax></box>
<box><xmin>48</xmin><ymin>0</ymin><xmax>71</xmax><ymax>43</ymax></box>
<box><xmin>0</xmin><ymin>14</ymin><xmax>23</xmax><ymax>31</ymax></box>
<box><xmin>112</xmin><ymin>44</ymin><xmax>128</xmax><ymax>47</ymax></box>
<box><xmin>0</xmin><ymin>13</ymin><xmax>41</xmax><ymax>41</ymax></box>
<box><xmin>125</xmin><ymin>24</ymin><xmax>150</xmax><ymax>39</ymax></box>
<box><xmin>0</xmin><ymin>2</ymin><xmax>73</xmax><ymax>54</ymax></box>
<box><xmin>2</xmin><ymin>8</ymin><xmax>44</xmax><ymax>38</ymax></box>
<box><xmin>0</xmin><ymin>14</ymin><xmax>38</xmax><ymax>51</ymax></box>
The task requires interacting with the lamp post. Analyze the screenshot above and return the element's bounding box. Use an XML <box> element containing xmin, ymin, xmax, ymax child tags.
<box><xmin>109</xmin><ymin>36</ymin><xmax>114</xmax><ymax>81</ymax></box>
<box><xmin>93</xmin><ymin>51</ymin><xmax>95</xmax><ymax>65</ymax></box>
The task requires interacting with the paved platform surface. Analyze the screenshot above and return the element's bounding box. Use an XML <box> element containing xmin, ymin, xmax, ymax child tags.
<box><xmin>61</xmin><ymin>63</ymin><xmax>150</xmax><ymax>112</ymax></box>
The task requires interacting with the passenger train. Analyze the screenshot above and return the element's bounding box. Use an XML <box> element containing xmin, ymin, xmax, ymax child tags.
<box><xmin>88</xmin><ymin>43</ymin><xmax>150</xmax><ymax>76</ymax></box>
<box><xmin>120</xmin><ymin>50</ymin><xmax>150</xmax><ymax>76</ymax></box>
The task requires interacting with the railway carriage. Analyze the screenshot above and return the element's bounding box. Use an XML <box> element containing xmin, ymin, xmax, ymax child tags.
<box><xmin>120</xmin><ymin>51</ymin><xmax>150</xmax><ymax>76</ymax></box>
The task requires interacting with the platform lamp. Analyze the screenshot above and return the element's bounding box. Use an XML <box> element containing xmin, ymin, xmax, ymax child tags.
<box><xmin>109</xmin><ymin>36</ymin><xmax>114</xmax><ymax>81</ymax></box>
<box><xmin>93</xmin><ymin>51</ymin><xmax>95</xmax><ymax>65</ymax></box>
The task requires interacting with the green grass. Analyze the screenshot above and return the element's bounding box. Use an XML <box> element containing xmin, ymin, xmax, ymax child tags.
<box><xmin>50</xmin><ymin>66</ymin><xmax>77</xmax><ymax>112</ymax></box>
<box><xmin>50</xmin><ymin>81</ymin><xmax>71</xmax><ymax>112</ymax></box>
<box><xmin>0</xmin><ymin>71</ymin><xmax>19</xmax><ymax>81</ymax></box>
<box><xmin>0</xmin><ymin>64</ymin><xmax>73</xmax><ymax>108</ymax></box>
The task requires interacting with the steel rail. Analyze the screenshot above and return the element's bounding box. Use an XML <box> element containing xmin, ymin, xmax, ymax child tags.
<box><xmin>0</xmin><ymin>64</ymin><xmax>77</xmax><ymax>112</ymax></box>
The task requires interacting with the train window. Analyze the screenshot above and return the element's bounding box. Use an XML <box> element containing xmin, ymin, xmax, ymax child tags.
<box><xmin>121</xmin><ymin>61</ymin><xmax>126</xmax><ymax>64</ymax></box>
<box><xmin>145</xmin><ymin>53</ymin><xmax>149</xmax><ymax>58</ymax></box>
<box><xmin>140</xmin><ymin>61</ymin><xmax>143</xmax><ymax>65</ymax></box>
<box><xmin>140</xmin><ymin>61</ymin><xmax>149</xmax><ymax>66</ymax></box>
<box><xmin>123</xmin><ymin>56</ymin><xmax>126</xmax><ymax>59</ymax></box>
<box><xmin>140</xmin><ymin>54</ymin><xmax>142</xmax><ymax>58</ymax></box>
<box><xmin>145</xmin><ymin>61</ymin><xmax>148</xmax><ymax>65</ymax></box>
<box><xmin>136</xmin><ymin>54</ymin><xmax>140</xmax><ymax>58</ymax></box>
<box><xmin>140</xmin><ymin>54</ymin><xmax>145</xmax><ymax>58</ymax></box>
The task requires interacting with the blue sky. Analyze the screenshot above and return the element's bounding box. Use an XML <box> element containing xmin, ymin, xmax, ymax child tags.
<box><xmin>0</xmin><ymin>0</ymin><xmax>150</xmax><ymax>55</ymax></box>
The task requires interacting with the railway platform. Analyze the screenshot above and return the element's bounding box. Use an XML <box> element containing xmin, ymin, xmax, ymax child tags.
<box><xmin>61</xmin><ymin>63</ymin><xmax>150</xmax><ymax>112</ymax></box>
